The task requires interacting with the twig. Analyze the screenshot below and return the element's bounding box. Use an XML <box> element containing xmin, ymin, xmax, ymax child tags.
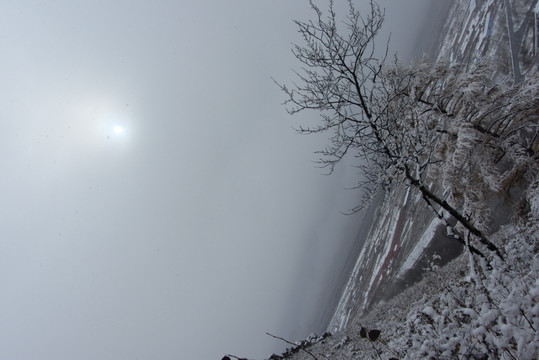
<box><xmin>367</xmin><ymin>339</ymin><xmax>383</xmax><ymax>360</ymax></box>
<box><xmin>266</xmin><ymin>333</ymin><xmax>319</xmax><ymax>360</ymax></box>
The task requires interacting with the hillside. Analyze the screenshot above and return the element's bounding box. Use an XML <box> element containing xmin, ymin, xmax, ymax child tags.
<box><xmin>280</xmin><ymin>186</ymin><xmax>538</xmax><ymax>359</ymax></box>
<box><xmin>274</xmin><ymin>1</ymin><xmax>539</xmax><ymax>359</ymax></box>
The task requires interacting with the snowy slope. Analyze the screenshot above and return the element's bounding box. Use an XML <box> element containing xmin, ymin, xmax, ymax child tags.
<box><xmin>277</xmin><ymin>0</ymin><xmax>539</xmax><ymax>359</ymax></box>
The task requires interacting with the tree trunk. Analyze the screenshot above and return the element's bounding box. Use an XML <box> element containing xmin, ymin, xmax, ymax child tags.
<box><xmin>405</xmin><ymin>171</ymin><xmax>504</xmax><ymax>260</ymax></box>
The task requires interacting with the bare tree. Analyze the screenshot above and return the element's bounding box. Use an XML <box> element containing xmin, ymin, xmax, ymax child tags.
<box><xmin>273</xmin><ymin>0</ymin><xmax>539</xmax><ymax>259</ymax></box>
<box><xmin>275</xmin><ymin>0</ymin><xmax>389</xmax><ymax>208</ymax></box>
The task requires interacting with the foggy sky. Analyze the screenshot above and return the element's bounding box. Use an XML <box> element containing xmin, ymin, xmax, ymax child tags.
<box><xmin>0</xmin><ymin>1</ymin><xmax>435</xmax><ymax>358</ymax></box>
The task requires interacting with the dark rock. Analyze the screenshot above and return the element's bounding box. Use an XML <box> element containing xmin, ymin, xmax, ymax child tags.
<box><xmin>368</xmin><ymin>329</ymin><xmax>381</xmax><ymax>341</ymax></box>
<box><xmin>359</xmin><ymin>327</ymin><xmax>368</xmax><ymax>338</ymax></box>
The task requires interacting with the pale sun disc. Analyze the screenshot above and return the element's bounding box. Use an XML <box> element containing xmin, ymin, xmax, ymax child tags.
<box><xmin>113</xmin><ymin>125</ymin><xmax>125</xmax><ymax>134</ymax></box>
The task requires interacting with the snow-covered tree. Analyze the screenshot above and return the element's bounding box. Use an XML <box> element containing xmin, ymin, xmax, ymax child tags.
<box><xmin>394</xmin><ymin>57</ymin><xmax>539</xmax><ymax>234</ymax></box>
<box><xmin>276</xmin><ymin>0</ymin><xmax>539</xmax><ymax>259</ymax></box>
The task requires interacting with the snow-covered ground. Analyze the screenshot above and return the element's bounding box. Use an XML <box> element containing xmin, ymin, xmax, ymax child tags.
<box><xmin>280</xmin><ymin>186</ymin><xmax>539</xmax><ymax>358</ymax></box>
<box><xmin>326</xmin><ymin>182</ymin><xmax>448</xmax><ymax>333</ymax></box>
<box><xmin>436</xmin><ymin>0</ymin><xmax>538</xmax><ymax>75</ymax></box>
<box><xmin>396</xmin><ymin>217</ymin><xmax>443</xmax><ymax>279</ymax></box>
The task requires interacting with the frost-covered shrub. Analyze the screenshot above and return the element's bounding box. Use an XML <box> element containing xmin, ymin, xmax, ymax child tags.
<box><xmin>393</xmin><ymin>185</ymin><xmax>539</xmax><ymax>359</ymax></box>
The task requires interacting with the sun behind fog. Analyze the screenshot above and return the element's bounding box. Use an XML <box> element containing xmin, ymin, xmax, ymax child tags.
<box><xmin>69</xmin><ymin>98</ymin><xmax>134</xmax><ymax>149</ymax></box>
<box><xmin>113</xmin><ymin>125</ymin><xmax>125</xmax><ymax>135</ymax></box>
<box><xmin>106</xmin><ymin>123</ymin><xmax>128</xmax><ymax>142</ymax></box>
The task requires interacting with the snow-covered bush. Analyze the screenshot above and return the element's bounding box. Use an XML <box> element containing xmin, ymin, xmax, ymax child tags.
<box><xmin>394</xmin><ymin>184</ymin><xmax>539</xmax><ymax>359</ymax></box>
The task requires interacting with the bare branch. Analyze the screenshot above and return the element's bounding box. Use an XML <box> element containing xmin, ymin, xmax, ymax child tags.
<box><xmin>266</xmin><ymin>333</ymin><xmax>319</xmax><ymax>360</ymax></box>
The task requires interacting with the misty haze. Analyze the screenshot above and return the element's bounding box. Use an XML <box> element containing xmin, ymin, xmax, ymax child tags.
<box><xmin>1</xmin><ymin>1</ymin><xmax>538</xmax><ymax>360</ymax></box>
